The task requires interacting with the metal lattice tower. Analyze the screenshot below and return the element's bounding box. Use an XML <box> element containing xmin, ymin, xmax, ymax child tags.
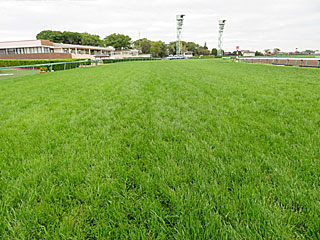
<box><xmin>218</xmin><ymin>20</ymin><xmax>226</xmax><ymax>56</ymax></box>
<box><xmin>176</xmin><ymin>14</ymin><xmax>185</xmax><ymax>56</ymax></box>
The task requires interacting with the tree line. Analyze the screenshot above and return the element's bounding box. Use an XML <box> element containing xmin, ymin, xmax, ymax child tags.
<box><xmin>132</xmin><ymin>39</ymin><xmax>214</xmax><ymax>58</ymax></box>
<box><xmin>36</xmin><ymin>30</ymin><xmax>218</xmax><ymax>57</ymax></box>
<box><xmin>36</xmin><ymin>30</ymin><xmax>102</xmax><ymax>46</ymax></box>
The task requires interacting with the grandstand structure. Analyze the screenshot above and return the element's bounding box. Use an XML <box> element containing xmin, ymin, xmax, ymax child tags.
<box><xmin>0</xmin><ymin>40</ymin><xmax>151</xmax><ymax>60</ymax></box>
<box><xmin>0</xmin><ymin>40</ymin><xmax>114</xmax><ymax>60</ymax></box>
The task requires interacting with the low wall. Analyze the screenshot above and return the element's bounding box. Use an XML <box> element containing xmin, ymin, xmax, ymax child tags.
<box><xmin>241</xmin><ymin>57</ymin><xmax>320</xmax><ymax>68</ymax></box>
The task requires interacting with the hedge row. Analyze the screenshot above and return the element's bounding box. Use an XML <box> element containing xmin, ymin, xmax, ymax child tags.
<box><xmin>103</xmin><ymin>58</ymin><xmax>161</xmax><ymax>64</ymax></box>
<box><xmin>39</xmin><ymin>61</ymin><xmax>92</xmax><ymax>72</ymax></box>
<box><xmin>190</xmin><ymin>55</ymin><xmax>220</xmax><ymax>59</ymax></box>
<box><xmin>0</xmin><ymin>59</ymin><xmax>86</xmax><ymax>67</ymax></box>
<box><xmin>0</xmin><ymin>58</ymin><xmax>160</xmax><ymax>72</ymax></box>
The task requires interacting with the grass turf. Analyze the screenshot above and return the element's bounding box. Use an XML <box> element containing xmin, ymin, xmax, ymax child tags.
<box><xmin>0</xmin><ymin>60</ymin><xmax>319</xmax><ymax>239</ymax></box>
<box><xmin>0</xmin><ymin>69</ymin><xmax>38</xmax><ymax>80</ymax></box>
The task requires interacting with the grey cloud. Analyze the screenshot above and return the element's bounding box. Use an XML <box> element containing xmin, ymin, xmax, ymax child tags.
<box><xmin>0</xmin><ymin>0</ymin><xmax>319</xmax><ymax>51</ymax></box>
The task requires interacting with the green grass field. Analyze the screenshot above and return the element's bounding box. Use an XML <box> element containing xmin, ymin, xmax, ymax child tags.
<box><xmin>0</xmin><ymin>69</ymin><xmax>38</xmax><ymax>80</ymax></box>
<box><xmin>0</xmin><ymin>60</ymin><xmax>319</xmax><ymax>239</ymax></box>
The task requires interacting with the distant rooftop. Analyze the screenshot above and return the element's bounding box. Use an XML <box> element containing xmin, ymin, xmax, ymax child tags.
<box><xmin>0</xmin><ymin>39</ymin><xmax>114</xmax><ymax>51</ymax></box>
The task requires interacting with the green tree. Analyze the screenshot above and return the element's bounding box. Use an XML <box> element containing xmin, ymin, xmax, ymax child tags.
<box><xmin>36</xmin><ymin>30</ymin><xmax>53</xmax><ymax>41</ymax></box>
<box><xmin>36</xmin><ymin>30</ymin><xmax>103</xmax><ymax>46</ymax></box>
<box><xmin>150</xmin><ymin>41</ymin><xmax>167</xmax><ymax>58</ymax></box>
<box><xmin>204</xmin><ymin>42</ymin><xmax>208</xmax><ymax>50</ymax></box>
<box><xmin>133</xmin><ymin>38</ymin><xmax>152</xmax><ymax>54</ymax></box>
<box><xmin>196</xmin><ymin>44</ymin><xmax>210</xmax><ymax>55</ymax></box>
<box><xmin>104</xmin><ymin>33</ymin><xmax>132</xmax><ymax>50</ymax></box>
<box><xmin>36</xmin><ymin>30</ymin><xmax>64</xmax><ymax>43</ymax></box>
<box><xmin>186</xmin><ymin>42</ymin><xmax>200</xmax><ymax>55</ymax></box>
<box><xmin>81</xmin><ymin>33</ymin><xmax>102</xmax><ymax>46</ymax></box>
<box><xmin>168</xmin><ymin>41</ymin><xmax>189</xmax><ymax>55</ymax></box>
<box><xmin>62</xmin><ymin>31</ymin><xmax>82</xmax><ymax>45</ymax></box>
<box><xmin>182</xmin><ymin>44</ymin><xmax>187</xmax><ymax>53</ymax></box>
<box><xmin>211</xmin><ymin>48</ymin><xmax>218</xmax><ymax>56</ymax></box>
<box><xmin>168</xmin><ymin>41</ymin><xmax>177</xmax><ymax>55</ymax></box>
<box><xmin>197</xmin><ymin>49</ymin><xmax>210</xmax><ymax>55</ymax></box>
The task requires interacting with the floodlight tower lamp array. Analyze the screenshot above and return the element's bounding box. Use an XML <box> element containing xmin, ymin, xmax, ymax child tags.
<box><xmin>218</xmin><ymin>20</ymin><xmax>226</xmax><ymax>56</ymax></box>
<box><xmin>174</xmin><ymin>16</ymin><xmax>227</xmax><ymax>57</ymax></box>
<box><xmin>176</xmin><ymin>14</ymin><xmax>185</xmax><ymax>56</ymax></box>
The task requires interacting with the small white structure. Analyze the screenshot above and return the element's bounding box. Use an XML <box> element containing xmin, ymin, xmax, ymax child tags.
<box><xmin>109</xmin><ymin>49</ymin><xmax>151</xmax><ymax>59</ymax></box>
<box><xmin>183</xmin><ymin>51</ymin><xmax>193</xmax><ymax>59</ymax></box>
<box><xmin>53</xmin><ymin>42</ymin><xmax>114</xmax><ymax>59</ymax></box>
<box><xmin>242</xmin><ymin>50</ymin><xmax>255</xmax><ymax>57</ymax></box>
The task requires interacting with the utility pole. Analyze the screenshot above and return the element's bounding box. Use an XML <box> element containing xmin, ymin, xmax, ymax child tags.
<box><xmin>139</xmin><ymin>31</ymin><xmax>141</xmax><ymax>51</ymax></box>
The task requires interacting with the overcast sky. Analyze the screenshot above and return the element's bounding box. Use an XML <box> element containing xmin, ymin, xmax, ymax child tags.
<box><xmin>0</xmin><ymin>0</ymin><xmax>319</xmax><ymax>51</ymax></box>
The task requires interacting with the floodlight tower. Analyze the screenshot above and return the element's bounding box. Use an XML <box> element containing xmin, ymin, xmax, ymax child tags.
<box><xmin>218</xmin><ymin>20</ymin><xmax>226</xmax><ymax>56</ymax></box>
<box><xmin>176</xmin><ymin>14</ymin><xmax>185</xmax><ymax>56</ymax></box>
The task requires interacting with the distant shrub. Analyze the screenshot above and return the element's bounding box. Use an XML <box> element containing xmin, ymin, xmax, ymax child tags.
<box><xmin>102</xmin><ymin>58</ymin><xmax>160</xmax><ymax>64</ymax></box>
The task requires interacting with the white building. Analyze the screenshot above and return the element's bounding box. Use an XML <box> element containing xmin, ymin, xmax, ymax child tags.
<box><xmin>0</xmin><ymin>39</ymin><xmax>152</xmax><ymax>60</ymax></box>
<box><xmin>183</xmin><ymin>51</ymin><xmax>193</xmax><ymax>59</ymax></box>
<box><xmin>241</xmin><ymin>50</ymin><xmax>256</xmax><ymax>57</ymax></box>
<box><xmin>109</xmin><ymin>49</ymin><xmax>151</xmax><ymax>59</ymax></box>
<box><xmin>53</xmin><ymin>42</ymin><xmax>115</xmax><ymax>59</ymax></box>
<box><xmin>0</xmin><ymin>40</ymin><xmax>115</xmax><ymax>60</ymax></box>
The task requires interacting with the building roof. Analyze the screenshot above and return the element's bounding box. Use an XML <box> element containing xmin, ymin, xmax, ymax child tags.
<box><xmin>0</xmin><ymin>40</ymin><xmax>46</xmax><ymax>49</ymax></box>
<box><xmin>53</xmin><ymin>43</ymin><xmax>114</xmax><ymax>51</ymax></box>
<box><xmin>241</xmin><ymin>50</ymin><xmax>255</xmax><ymax>53</ymax></box>
<box><xmin>0</xmin><ymin>39</ymin><xmax>114</xmax><ymax>51</ymax></box>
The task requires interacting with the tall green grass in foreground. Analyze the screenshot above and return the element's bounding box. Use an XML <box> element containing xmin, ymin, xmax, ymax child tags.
<box><xmin>0</xmin><ymin>60</ymin><xmax>319</xmax><ymax>239</ymax></box>
<box><xmin>0</xmin><ymin>69</ymin><xmax>37</xmax><ymax>80</ymax></box>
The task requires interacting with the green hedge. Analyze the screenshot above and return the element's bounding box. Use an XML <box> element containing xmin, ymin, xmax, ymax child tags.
<box><xmin>0</xmin><ymin>59</ymin><xmax>86</xmax><ymax>67</ymax></box>
<box><xmin>0</xmin><ymin>59</ymin><xmax>92</xmax><ymax>72</ymax></box>
<box><xmin>103</xmin><ymin>58</ymin><xmax>161</xmax><ymax>64</ymax></box>
<box><xmin>40</xmin><ymin>61</ymin><xmax>92</xmax><ymax>72</ymax></box>
<box><xmin>0</xmin><ymin>58</ymin><xmax>160</xmax><ymax>72</ymax></box>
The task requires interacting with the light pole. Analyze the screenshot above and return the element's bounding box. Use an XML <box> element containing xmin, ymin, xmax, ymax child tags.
<box><xmin>218</xmin><ymin>20</ymin><xmax>226</xmax><ymax>56</ymax></box>
<box><xmin>176</xmin><ymin>14</ymin><xmax>185</xmax><ymax>56</ymax></box>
